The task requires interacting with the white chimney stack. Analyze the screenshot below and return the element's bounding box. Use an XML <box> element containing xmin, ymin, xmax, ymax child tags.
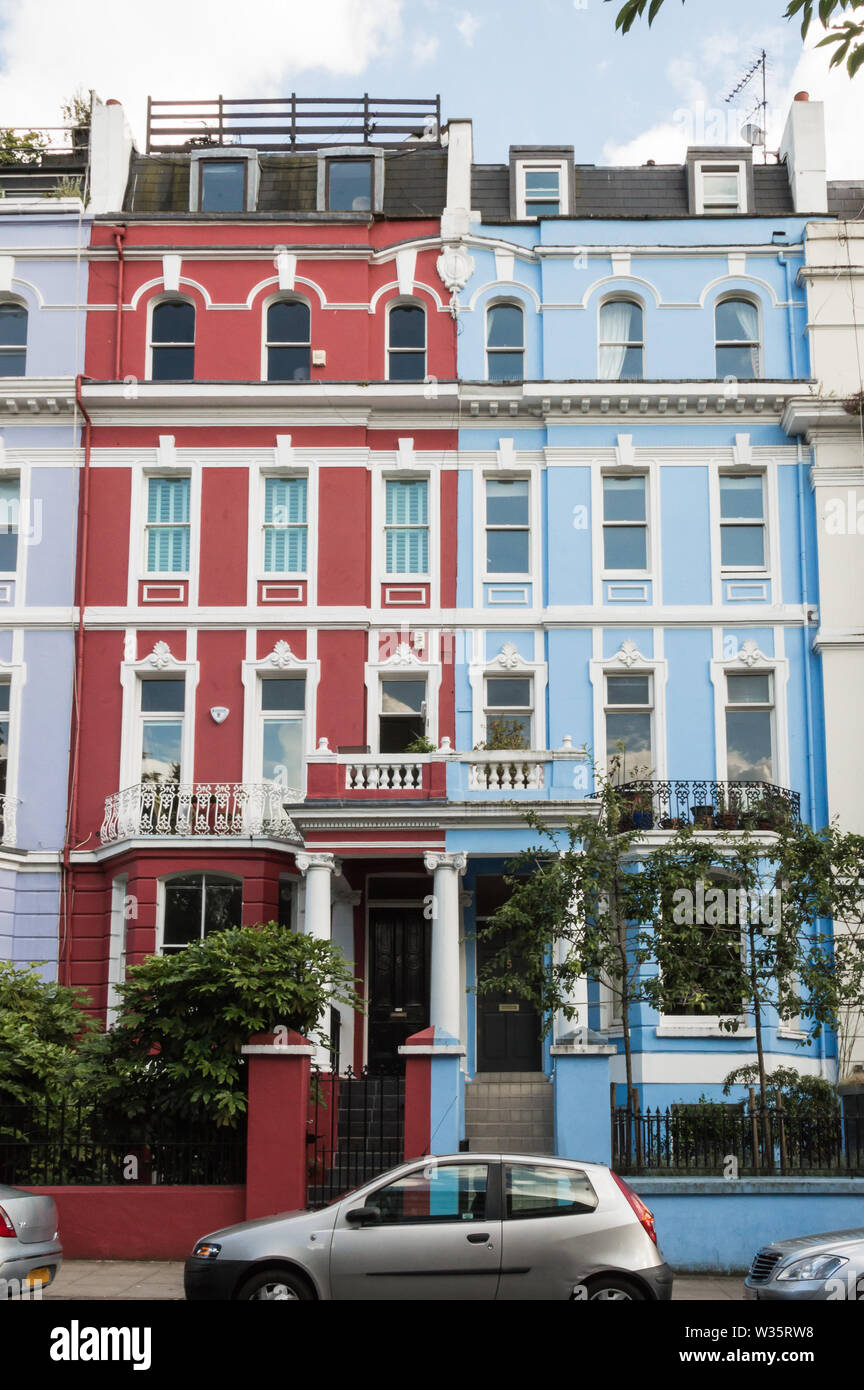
<box><xmin>88</xmin><ymin>95</ymin><xmax>136</xmax><ymax>215</ymax></box>
<box><xmin>780</xmin><ymin>93</ymin><xmax>828</xmax><ymax>214</ymax></box>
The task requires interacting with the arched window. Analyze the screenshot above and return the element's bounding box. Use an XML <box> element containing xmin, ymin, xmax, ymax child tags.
<box><xmin>486</xmin><ymin>302</ymin><xmax>524</xmax><ymax>381</ymax></box>
<box><xmin>160</xmin><ymin>872</ymin><xmax>242</xmax><ymax>954</ymax></box>
<box><xmin>599</xmin><ymin>300</ymin><xmax>644</xmax><ymax>381</ymax></box>
<box><xmin>266</xmin><ymin>299</ymin><xmax>311</xmax><ymax>382</ymax></box>
<box><xmin>715</xmin><ymin>298</ymin><xmax>760</xmax><ymax>380</ymax></box>
<box><xmin>387</xmin><ymin>303</ymin><xmax>426</xmax><ymax>382</ymax></box>
<box><xmin>0</xmin><ymin>302</ymin><xmax>27</xmax><ymax>377</ymax></box>
<box><xmin>150</xmin><ymin>299</ymin><xmax>195</xmax><ymax>381</ymax></box>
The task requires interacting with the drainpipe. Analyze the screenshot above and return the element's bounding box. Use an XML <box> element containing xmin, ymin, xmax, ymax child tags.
<box><xmin>777</xmin><ymin>252</ymin><xmax>798</xmax><ymax>380</ymax></box>
<box><xmin>61</xmin><ymin>374</ymin><xmax>93</xmax><ymax>986</ymax></box>
<box><xmin>112</xmin><ymin>226</ymin><xmax>126</xmax><ymax>380</ymax></box>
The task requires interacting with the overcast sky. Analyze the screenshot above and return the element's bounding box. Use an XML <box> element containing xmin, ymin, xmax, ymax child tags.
<box><xmin>0</xmin><ymin>0</ymin><xmax>861</xmax><ymax>176</ymax></box>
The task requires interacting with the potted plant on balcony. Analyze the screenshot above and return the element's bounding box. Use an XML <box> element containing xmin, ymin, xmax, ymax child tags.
<box><xmin>404</xmin><ymin>734</ymin><xmax>436</xmax><ymax>755</ymax></box>
<box><xmin>608</xmin><ymin>750</ymin><xmax>656</xmax><ymax>832</ymax></box>
<box><xmin>746</xmin><ymin>788</ymin><xmax>790</xmax><ymax>832</ymax></box>
<box><xmin>715</xmin><ymin>786</ymin><xmax>742</xmax><ymax>831</ymax></box>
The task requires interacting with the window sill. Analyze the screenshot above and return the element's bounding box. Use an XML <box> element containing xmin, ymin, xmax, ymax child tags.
<box><xmin>656</xmin><ymin>1021</ymin><xmax>754</xmax><ymax>1039</ymax></box>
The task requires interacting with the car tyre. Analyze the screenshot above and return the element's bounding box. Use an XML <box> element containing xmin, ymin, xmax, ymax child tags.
<box><xmin>583</xmin><ymin>1275</ymin><xmax>646</xmax><ymax>1302</ymax></box>
<box><xmin>236</xmin><ymin>1267</ymin><xmax>313</xmax><ymax>1301</ymax></box>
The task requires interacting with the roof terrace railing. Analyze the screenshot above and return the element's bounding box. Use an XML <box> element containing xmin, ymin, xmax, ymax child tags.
<box><xmin>145</xmin><ymin>94</ymin><xmax>441</xmax><ymax>152</ymax></box>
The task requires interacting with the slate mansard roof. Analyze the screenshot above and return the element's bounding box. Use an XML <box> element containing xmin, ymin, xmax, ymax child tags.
<box><xmin>122</xmin><ymin>146</ymin><xmax>447</xmax><ymax>217</ymax></box>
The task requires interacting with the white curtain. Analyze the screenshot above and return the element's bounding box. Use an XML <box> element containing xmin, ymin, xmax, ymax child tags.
<box><xmin>724</xmin><ymin>299</ymin><xmax>759</xmax><ymax>342</ymax></box>
<box><xmin>599</xmin><ymin>301</ymin><xmax>637</xmax><ymax>381</ymax></box>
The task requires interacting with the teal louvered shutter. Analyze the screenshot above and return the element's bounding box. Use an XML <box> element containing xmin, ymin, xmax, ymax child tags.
<box><xmin>146</xmin><ymin>476</ymin><xmax>190</xmax><ymax>573</ymax></box>
<box><xmin>264</xmin><ymin>476</ymin><xmax>307</xmax><ymax>573</ymax></box>
<box><xmin>385</xmin><ymin>479</ymin><xmax>428</xmax><ymax>574</ymax></box>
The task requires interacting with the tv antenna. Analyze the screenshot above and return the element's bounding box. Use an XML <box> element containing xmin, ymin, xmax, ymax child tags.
<box><xmin>726</xmin><ymin>49</ymin><xmax>769</xmax><ymax>163</ymax></box>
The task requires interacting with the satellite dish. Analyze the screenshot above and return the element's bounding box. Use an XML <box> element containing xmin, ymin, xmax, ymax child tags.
<box><xmin>741</xmin><ymin>123</ymin><xmax>766</xmax><ymax>147</ymax></box>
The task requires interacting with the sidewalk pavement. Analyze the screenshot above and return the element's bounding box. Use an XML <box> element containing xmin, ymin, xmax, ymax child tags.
<box><xmin>41</xmin><ymin>1261</ymin><xmax>746</xmax><ymax>1301</ymax></box>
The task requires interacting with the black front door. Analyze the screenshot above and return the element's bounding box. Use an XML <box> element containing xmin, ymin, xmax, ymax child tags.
<box><xmin>368</xmin><ymin>907</ymin><xmax>430</xmax><ymax>1074</ymax></box>
<box><xmin>476</xmin><ymin>938</ymin><xmax>542</xmax><ymax>1072</ymax></box>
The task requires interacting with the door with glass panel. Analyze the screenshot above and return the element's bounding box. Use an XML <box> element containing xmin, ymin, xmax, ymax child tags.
<box><xmin>330</xmin><ymin>1160</ymin><xmax>501</xmax><ymax>1301</ymax></box>
<box><xmin>139</xmin><ymin>678</ymin><xmax>185</xmax><ymax>833</ymax></box>
<box><xmin>260</xmin><ymin>677</ymin><xmax>306</xmax><ymax>796</ymax></box>
<box><xmin>726</xmin><ymin>673</ymin><xmax>773</xmax><ymax>782</ymax></box>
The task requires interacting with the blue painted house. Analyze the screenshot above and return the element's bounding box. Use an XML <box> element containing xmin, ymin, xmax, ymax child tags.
<box><xmin>0</xmin><ymin>163</ymin><xmax>91</xmax><ymax>978</ymax></box>
<box><xmin>424</xmin><ymin>97</ymin><xmax>858</xmax><ymax>1146</ymax></box>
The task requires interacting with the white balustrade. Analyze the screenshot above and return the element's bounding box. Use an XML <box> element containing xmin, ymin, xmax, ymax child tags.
<box><xmin>344</xmin><ymin>760</ymin><xmax>425</xmax><ymax>792</ymax></box>
<box><xmin>466</xmin><ymin>754</ymin><xmax>546</xmax><ymax>791</ymax></box>
<box><xmin>100</xmin><ymin>783</ymin><xmax>302</xmax><ymax>843</ymax></box>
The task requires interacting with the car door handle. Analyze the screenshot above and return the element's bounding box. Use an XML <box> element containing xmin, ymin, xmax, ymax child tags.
<box><xmin>466</xmin><ymin>1232</ymin><xmax>490</xmax><ymax>1243</ymax></box>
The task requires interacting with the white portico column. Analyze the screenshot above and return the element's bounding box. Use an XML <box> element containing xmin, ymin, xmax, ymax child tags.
<box><xmin>296</xmin><ymin>852</ymin><xmax>339</xmax><ymax>1068</ymax></box>
<box><xmin>424</xmin><ymin>851</ymin><xmax>467</xmax><ymax>1042</ymax></box>
<box><xmin>296</xmin><ymin>852</ymin><xmax>339</xmax><ymax>942</ymax></box>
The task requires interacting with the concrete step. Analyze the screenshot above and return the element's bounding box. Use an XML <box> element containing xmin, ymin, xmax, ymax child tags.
<box><xmin>467</xmin><ymin>1121</ymin><xmax>553</xmax><ymax>1139</ymax></box>
<box><xmin>467</xmin><ymin>1138</ymin><xmax>555</xmax><ymax>1155</ymax></box>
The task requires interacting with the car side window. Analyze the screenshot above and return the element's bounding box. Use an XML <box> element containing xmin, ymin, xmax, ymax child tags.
<box><xmin>365</xmin><ymin>1162</ymin><xmax>489</xmax><ymax>1226</ymax></box>
<box><xmin>505</xmin><ymin>1164</ymin><xmax>598</xmax><ymax>1220</ymax></box>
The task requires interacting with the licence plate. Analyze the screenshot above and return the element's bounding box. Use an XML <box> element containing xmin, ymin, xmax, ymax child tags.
<box><xmin>25</xmin><ymin>1267</ymin><xmax>51</xmax><ymax>1287</ymax></box>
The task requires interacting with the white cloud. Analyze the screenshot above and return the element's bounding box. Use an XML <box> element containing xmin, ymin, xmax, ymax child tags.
<box><xmin>0</xmin><ymin>0</ymin><xmax>405</xmax><ymax>146</ymax></box>
<box><xmin>456</xmin><ymin>11</ymin><xmax>481</xmax><ymax>46</ymax></box>
<box><xmin>412</xmin><ymin>33</ymin><xmax>440</xmax><ymax>65</ymax></box>
<box><xmin>602</xmin><ymin>26</ymin><xmax>864</xmax><ymax>179</ymax></box>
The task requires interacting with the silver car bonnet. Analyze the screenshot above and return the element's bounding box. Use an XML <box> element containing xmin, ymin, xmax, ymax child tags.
<box><xmin>765</xmin><ymin>1227</ymin><xmax>864</xmax><ymax>1258</ymax></box>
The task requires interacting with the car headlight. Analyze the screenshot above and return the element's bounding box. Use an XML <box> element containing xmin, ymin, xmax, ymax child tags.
<box><xmin>192</xmin><ymin>1241</ymin><xmax>222</xmax><ymax>1260</ymax></box>
<box><xmin>776</xmin><ymin>1254</ymin><xmax>848</xmax><ymax>1281</ymax></box>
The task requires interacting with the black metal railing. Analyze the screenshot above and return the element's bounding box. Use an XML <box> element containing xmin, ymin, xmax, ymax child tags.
<box><xmin>307</xmin><ymin>1066</ymin><xmax>404</xmax><ymax>1209</ymax></box>
<box><xmin>146</xmin><ymin>95</ymin><xmax>441</xmax><ymax>152</ymax></box>
<box><xmin>0</xmin><ymin>1100</ymin><xmax>245</xmax><ymax>1187</ymax></box>
<box><xmin>612</xmin><ymin>1102</ymin><xmax>864</xmax><ymax>1177</ymax></box>
<box><xmin>598</xmin><ymin>780</ymin><xmax>800</xmax><ymax>832</ymax></box>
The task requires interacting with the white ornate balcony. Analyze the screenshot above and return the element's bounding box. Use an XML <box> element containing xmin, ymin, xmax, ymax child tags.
<box><xmin>0</xmin><ymin>795</ymin><xmax>19</xmax><ymax>847</ymax></box>
<box><xmin>466</xmin><ymin>753</ymin><xmax>548</xmax><ymax>791</ymax></box>
<box><xmin>344</xmin><ymin>758</ymin><xmax>426</xmax><ymax>792</ymax></box>
<box><xmin>100</xmin><ymin>782</ymin><xmax>302</xmax><ymax>844</ymax></box>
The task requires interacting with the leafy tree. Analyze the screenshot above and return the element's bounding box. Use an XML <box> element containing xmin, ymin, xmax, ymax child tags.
<box><xmin>0</xmin><ymin>962</ymin><xmax>96</xmax><ymax>1106</ymax></box>
<box><xmin>84</xmin><ymin>923</ymin><xmax>362</xmax><ymax>1127</ymax></box>
<box><xmin>477</xmin><ymin>792</ymin><xmax>864</xmax><ymax>1112</ymax></box>
<box><xmin>607</xmin><ymin>0</ymin><xmax>864</xmax><ymax>77</ymax></box>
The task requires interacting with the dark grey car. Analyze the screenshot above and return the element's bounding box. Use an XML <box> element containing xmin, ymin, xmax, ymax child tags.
<box><xmin>185</xmin><ymin>1153</ymin><xmax>673</xmax><ymax>1301</ymax></box>
<box><xmin>745</xmin><ymin>1227</ymin><xmax>864</xmax><ymax>1300</ymax></box>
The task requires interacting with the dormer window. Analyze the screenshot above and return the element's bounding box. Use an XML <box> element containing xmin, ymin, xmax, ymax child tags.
<box><xmin>328</xmin><ymin>158</ymin><xmax>372</xmax><ymax>211</ymax></box>
<box><xmin>516</xmin><ymin>160</ymin><xmax>568</xmax><ymax>218</ymax></box>
<box><xmin>200</xmin><ymin>160</ymin><xmax>246</xmax><ymax>212</ymax></box>
<box><xmin>696</xmin><ymin>162</ymin><xmax>747</xmax><ymax>214</ymax></box>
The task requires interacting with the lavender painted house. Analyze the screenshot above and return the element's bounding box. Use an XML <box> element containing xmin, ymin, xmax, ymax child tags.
<box><xmin>0</xmin><ymin>168</ymin><xmax>92</xmax><ymax>977</ymax></box>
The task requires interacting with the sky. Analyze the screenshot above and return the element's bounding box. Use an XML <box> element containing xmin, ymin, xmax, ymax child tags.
<box><xmin>0</xmin><ymin>0</ymin><xmax>861</xmax><ymax>176</ymax></box>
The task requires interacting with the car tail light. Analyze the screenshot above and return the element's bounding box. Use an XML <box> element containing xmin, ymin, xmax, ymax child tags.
<box><xmin>0</xmin><ymin>1205</ymin><xmax>16</xmax><ymax>1238</ymax></box>
<box><xmin>611</xmin><ymin>1171</ymin><xmax>657</xmax><ymax>1245</ymax></box>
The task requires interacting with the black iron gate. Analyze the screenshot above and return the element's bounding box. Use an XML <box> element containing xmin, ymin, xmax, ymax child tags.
<box><xmin>307</xmin><ymin>1067</ymin><xmax>405</xmax><ymax>1209</ymax></box>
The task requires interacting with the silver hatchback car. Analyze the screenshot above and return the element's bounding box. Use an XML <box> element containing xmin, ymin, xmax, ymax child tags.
<box><xmin>745</xmin><ymin>1227</ymin><xmax>864</xmax><ymax>1300</ymax></box>
<box><xmin>0</xmin><ymin>1184</ymin><xmax>62</xmax><ymax>1298</ymax></box>
<box><xmin>185</xmin><ymin>1153</ymin><xmax>672</xmax><ymax>1301</ymax></box>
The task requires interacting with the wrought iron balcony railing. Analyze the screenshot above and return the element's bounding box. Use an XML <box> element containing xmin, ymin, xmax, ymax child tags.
<box><xmin>100</xmin><ymin>782</ymin><xmax>302</xmax><ymax>844</ymax></box>
<box><xmin>601</xmin><ymin>780</ymin><xmax>800</xmax><ymax>831</ymax></box>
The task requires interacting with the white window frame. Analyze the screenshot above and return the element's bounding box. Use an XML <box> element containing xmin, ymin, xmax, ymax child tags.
<box><xmin>260</xmin><ymin>472</ymin><xmax>309</xmax><ymax>576</ymax></box>
<box><xmin>695</xmin><ymin>161</ymin><xmax>748</xmax><ymax>215</ymax></box>
<box><xmin>709</xmin><ymin>638</ymin><xmax>789</xmax><ymax>789</ymax></box>
<box><xmin>516</xmin><ymin>159</ymin><xmax>569</xmax><ymax>219</ymax></box>
<box><xmin>189</xmin><ymin>149</ymin><xmax>260</xmax><ymax>213</ymax></box>
<box><xmin>0</xmin><ymin>641</ymin><xmax>23</xmax><ymax>847</ymax></box>
<box><xmin>156</xmin><ymin>871</ymin><xmax>244</xmax><ymax>955</ymax></box>
<box><xmin>261</xmin><ymin>293</ymin><xmax>312</xmax><ymax>383</ymax></box>
<box><xmin>0</xmin><ymin>296</ymin><xmax>28</xmax><ymax>377</ymax></box>
<box><xmin>603</xmin><ymin>669</ymin><xmax>655</xmax><ymax>778</ymax></box>
<box><xmin>143</xmin><ymin>473</ymin><xmax>192</xmax><ymax>577</ymax></box>
<box><xmin>386</xmin><ymin>298</ymin><xmax>427</xmax><ymax>382</ymax></box>
<box><xmin>258</xmin><ymin>672</ymin><xmax>308</xmax><ymax>795</ymax></box>
<box><xmin>724</xmin><ymin>668</ymin><xmax>776</xmax><ymax>786</ymax></box>
<box><xmin>146</xmin><ymin>294</ymin><xmax>196</xmax><ymax>383</ymax></box>
<box><xmin>316</xmin><ymin>146</ymin><xmax>384</xmax><ymax>213</ymax></box>
<box><xmin>0</xmin><ymin>471</ymin><xmax>21</xmax><ymax>580</ymax></box>
<box><xmin>482</xmin><ymin>473</ymin><xmax>534</xmax><ymax>582</ymax></box>
<box><xmin>714</xmin><ymin>294</ymin><xmax>762</xmax><ymax>380</ymax></box>
<box><xmin>600</xmin><ymin>471</ymin><xmax>651</xmax><ymax>578</ymax></box>
<box><xmin>365</xmin><ymin>635</ymin><xmax>443</xmax><ymax>756</ymax></box>
<box><xmin>589</xmin><ymin>637</ymin><xmax>668</xmax><ymax>784</ymax></box>
<box><xmin>107</xmin><ymin>875</ymin><xmax>129</xmax><ymax>1026</ymax></box>
<box><xmin>119</xmin><ymin>640</ymin><xmax>198</xmax><ymax>791</ymax></box>
<box><xmin>383</xmin><ymin>473</ymin><xmax>430</xmax><ymax>578</ymax></box>
<box><xmin>598</xmin><ymin>297</ymin><xmax>645</xmax><ymax>381</ymax></box>
<box><xmin>136</xmin><ymin>674</ymin><xmax>188</xmax><ymax>786</ymax></box>
<box><xmin>241</xmin><ymin>639</ymin><xmax>320</xmax><ymax>798</ymax></box>
<box><xmin>483</xmin><ymin>670</ymin><xmax>534</xmax><ymax>749</ymax></box>
<box><xmin>485</xmin><ymin>300</ymin><xmax>525</xmax><ymax>383</ymax></box>
<box><xmin>718</xmin><ymin>471</ymin><xmax>768</xmax><ymax>574</ymax></box>
<box><xmin>469</xmin><ymin>635</ymin><xmax>547</xmax><ymax>752</ymax></box>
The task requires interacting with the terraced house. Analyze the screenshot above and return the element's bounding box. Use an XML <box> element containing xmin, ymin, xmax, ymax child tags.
<box><xmin>0</xmin><ymin>119</ymin><xmax>92</xmax><ymax>978</ymax></box>
<box><xmin>11</xmin><ymin>88</ymin><xmax>862</xmax><ymax>1163</ymax></box>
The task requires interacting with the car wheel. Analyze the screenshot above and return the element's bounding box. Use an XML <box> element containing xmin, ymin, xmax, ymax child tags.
<box><xmin>236</xmin><ymin>1268</ymin><xmax>313</xmax><ymax>1302</ymax></box>
<box><xmin>585</xmin><ymin>1276</ymin><xmax>646</xmax><ymax>1302</ymax></box>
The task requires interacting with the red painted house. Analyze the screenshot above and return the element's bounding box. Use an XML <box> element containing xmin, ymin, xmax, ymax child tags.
<box><xmin>66</xmin><ymin>96</ymin><xmax>462</xmax><ymax>1075</ymax></box>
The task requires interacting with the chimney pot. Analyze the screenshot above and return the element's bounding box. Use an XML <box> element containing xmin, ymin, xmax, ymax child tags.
<box><xmin>794</xmin><ymin>91</ymin><xmax>810</xmax><ymax>102</ymax></box>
